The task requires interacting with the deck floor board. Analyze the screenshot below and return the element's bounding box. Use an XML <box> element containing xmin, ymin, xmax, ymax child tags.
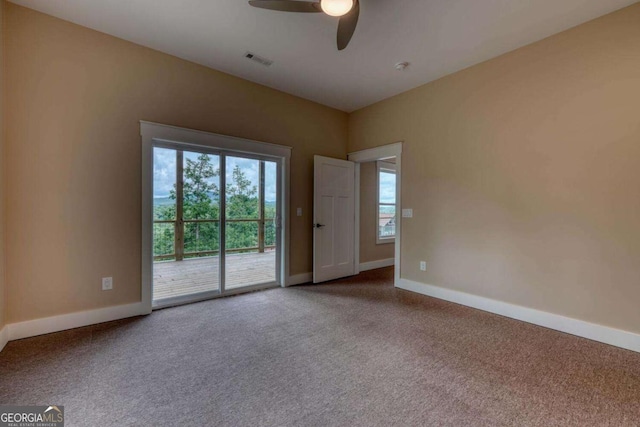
<box><xmin>153</xmin><ymin>251</ymin><xmax>276</xmax><ymax>300</ymax></box>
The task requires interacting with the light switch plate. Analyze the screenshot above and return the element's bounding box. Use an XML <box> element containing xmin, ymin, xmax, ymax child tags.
<box><xmin>296</xmin><ymin>208</ymin><xmax>302</xmax><ymax>217</ymax></box>
<box><xmin>402</xmin><ymin>209</ymin><xmax>413</xmax><ymax>218</ymax></box>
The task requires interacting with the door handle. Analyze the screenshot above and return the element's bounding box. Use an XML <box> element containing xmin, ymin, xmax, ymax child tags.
<box><xmin>314</xmin><ymin>223</ymin><xmax>325</xmax><ymax>229</ymax></box>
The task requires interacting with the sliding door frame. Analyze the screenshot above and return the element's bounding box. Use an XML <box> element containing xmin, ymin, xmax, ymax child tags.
<box><xmin>141</xmin><ymin>121</ymin><xmax>291</xmax><ymax>313</ymax></box>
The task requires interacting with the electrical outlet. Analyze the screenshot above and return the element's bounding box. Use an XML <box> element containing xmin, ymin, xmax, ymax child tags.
<box><xmin>297</xmin><ymin>207</ymin><xmax>302</xmax><ymax>217</ymax></box>
<box><xmin>102</xmin><ymin>277</ymin><xmax>113</xmax><ymax>291</ymax></box>
<box><xmin>419</xmin><ymin>261</ymin><xmax>427</xmax><ymax>271</ymax></box>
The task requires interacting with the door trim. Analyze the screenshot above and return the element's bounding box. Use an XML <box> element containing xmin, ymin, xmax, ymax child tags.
<box><xmin>348</xmin><ymin>142</ymin><xmax>403</xmax><ymax>286</ymax></box>
<box><xmin>141</xmin><ymin>121</ymin><xmax>291</xmax><ymax>313</ymax></box>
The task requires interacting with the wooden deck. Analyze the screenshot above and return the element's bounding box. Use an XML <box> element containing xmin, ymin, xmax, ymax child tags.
<box><xmin>153</xmin><ymin>251</ymin><xmax>276</xmax><ymax>301</ymax></box>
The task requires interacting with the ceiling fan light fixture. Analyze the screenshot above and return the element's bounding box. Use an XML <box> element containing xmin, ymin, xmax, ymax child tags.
<box><xmin>320</xmin><ymin>0</ymin><xmax>354</xmax><ymax>17</ymax></box>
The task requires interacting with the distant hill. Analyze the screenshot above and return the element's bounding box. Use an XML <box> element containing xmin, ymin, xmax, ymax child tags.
<box><xmin>154</xmin><ymin>196</ymin><xmax>174</xmax><ymax>206</ymax></box>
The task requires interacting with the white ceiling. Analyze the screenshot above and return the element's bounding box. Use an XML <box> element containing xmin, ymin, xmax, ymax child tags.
<box><xmin>11</xmin><ymin>0</ymin><xmax>638</xmax><ymax>112</ymax></box>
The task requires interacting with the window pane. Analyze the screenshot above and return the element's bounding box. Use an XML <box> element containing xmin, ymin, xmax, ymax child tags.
<box><xmin>183</xmin><ymin>151</ymin><xmax>220</xmax><ymax>220</ymax></box>
<box><xmin>379</xmin><ymin>171</ymin><xmax>396</xmax><ymax>204</ymax></box>
<box><xmin>379</xmin><ymin>205</ymin><xmax>396</xmax><ymax>238</ymax></box>
<box><xmin>226</xmin><ymin>156</ymin><xmax>260</xmax><ymax>220</ymax></box>
<box><xmin>264</xmin><ymin>161</ymin><xmax>277</xmax><ymax>248</ymax></box>
<box><xmin>153</xmin><ymin>147</ymin><xmax>176</xmax><ymax>221</ymax></box>
<box><xmin>265</xmin><ymin>161</ymin><xmax>277</xmax><ymax>218</ymax></box>
<box><xmin>153</xmin><ymin>147</ymin><xmax>177</xmax><ymax>260</ymax></box>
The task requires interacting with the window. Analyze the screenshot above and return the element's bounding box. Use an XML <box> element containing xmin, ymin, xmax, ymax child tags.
<box><xmin>376</xmin><ymin>160</ymin><xmax>396</xmax><ymax>244</ymax></box>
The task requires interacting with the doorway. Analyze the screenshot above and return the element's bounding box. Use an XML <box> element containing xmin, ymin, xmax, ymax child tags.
<box><xmin>348</xmin><ymin>143</ymin><xmax>402</xmax><ymax>285</ymax></box>
<box><xmin>357</xmin><ymin>158</ymin><xmax>396</xmax><ymax>271</ymax></box>
<box><xmin>141</xmin><ymin>122</ymin><xmax>291</xmax><ymax>310</ymax></box>
<box><xmin>311</xmin><ymin>143</ymin><xmax>402</xmax><ymax>285</ymax></box>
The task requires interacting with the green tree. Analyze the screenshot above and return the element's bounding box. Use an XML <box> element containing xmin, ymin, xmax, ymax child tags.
<box><xmin>226</xmin><ymin>165</ymin><xmax>258</xmax><ymax>251</ymax></box>
<box><xmin>180</xmin><ymin>154</ymin><xmax>220</xmax><ymax>220</ymax></box>
<box><xmin>153</xmin><ymin>200</ymin><xmax>176</xmax><ymax>258</ymax></box>
<box><xmin>179</xmin><ymin>154</ymin><xmax>220</xmax><ymax>255</ymax></box>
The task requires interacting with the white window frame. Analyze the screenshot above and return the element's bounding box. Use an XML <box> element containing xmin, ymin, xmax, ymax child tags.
<box><xmin>376</xmin><ymin>160</ymin><xmax>397</xmax><ymax>244</ymax></box>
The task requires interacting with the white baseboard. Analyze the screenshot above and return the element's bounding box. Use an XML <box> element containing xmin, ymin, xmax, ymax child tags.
<box><xmin>9</xmin><ymin>277</ymin><xmax>636</xmax><ymax>355</ymax></box>
<box><xmin>7</xmin><ymin>302</ymin><xmax>147</xmax><ymax>342</ymax></box>
<box><xmin>288</xmin><ymin>261</ymin><xmax>394</xmax><ymax>285</ymax></box>
<box><xmin>1</xmin><ymin>274</ymin><xmax>311</xmax><ymax>350</ymax></box>
<box><xmin>360</xmin><ymin>258</ymin><xmax>395</xmax><ymax>272</ymax></box>
<box><xmin>288</xmin><ymin>273</ymin><xmax>313</xmax><ymax>286</ymax></box>
<box><xmin>397</xmin><ymin>278</ymin><xmax>640</xmax><ymax>354</ymax></box>
<box><xmin>0</xmin><ymin>325</ymin><xmax>8</xmax><ymax>352</ymax></box>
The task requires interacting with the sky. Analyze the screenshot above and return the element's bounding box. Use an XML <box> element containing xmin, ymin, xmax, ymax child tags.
<box><xmin>153</xmin><ymin>147</ymin><xmax>277</xmax><ymax>201</ymax></box>
<box><xmin>379</xmin><ymin>170</ymin><xmax>396</xmax><ymax>204</ymax></box>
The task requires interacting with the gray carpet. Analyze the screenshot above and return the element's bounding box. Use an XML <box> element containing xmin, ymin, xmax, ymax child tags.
<box><xmin>1</xmin><ymin>267</ymin><xmax>639</xmax><ymax>426</ymax></box>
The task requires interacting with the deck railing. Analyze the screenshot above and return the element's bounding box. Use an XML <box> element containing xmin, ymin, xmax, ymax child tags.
<box><xmin>153</xmin><ymin>218</ymin><xmax>275</xmax><ymax>261</ymax></box>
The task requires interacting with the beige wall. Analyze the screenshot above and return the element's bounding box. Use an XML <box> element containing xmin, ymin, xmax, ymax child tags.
<box><xmin>4</xmin><ymin>0</ymin><xmax>640</xmax><ymax>336</ymax></box>
<box><xmin>4</xmin><ymin>3</ymin><xmax>347</xmax><ymax>323</ymax></box>
<box><xmin>349</xmin><ymin>4</ymin><xmax>640</xmax><ymax>333</ymax></box>
<box><xmin>359</xmin><ymin>162</ymin><xmax>394</xmax><ymax>263</ymax></box>
<box><xmin>0</xmin><ymin>0</ymin><xmax>5</xmax><ymax>330</ymax></box>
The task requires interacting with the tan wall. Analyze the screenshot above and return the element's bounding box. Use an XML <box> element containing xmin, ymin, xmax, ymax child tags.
<box><xmin>4</xmin><ymin>3</ymin><xmax>347</xmax><ymax>323</ymax></box>
<box><xmin>0</xmin><ymin>0</ymin><xmax>5</xmax><ymax>330</ymax></box>
<box><xmin>349</xmin><ymin>4</ymin><xmax>640</xmax><ymax>333</ymax></box>
<box><xmin>359</xmin><ymin>162</ymin><xmax>394</xmax><ymax>263</ymax></box>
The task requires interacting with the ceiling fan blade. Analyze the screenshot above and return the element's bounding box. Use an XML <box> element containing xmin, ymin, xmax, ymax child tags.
<box><xmin>248</xmin><ymin>0</ymin><xmax>322</xmax><ymax>13</ymax></box>
<box><xmin>336</xmin><ymin>0</ymin><xmax>359</xmax><ymax>50</ymax></box>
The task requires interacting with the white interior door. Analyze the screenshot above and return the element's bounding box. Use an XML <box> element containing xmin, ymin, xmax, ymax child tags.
<box><xmin>313</xmin><ymin>155</ymin><xmax>356</xmax><ymax>283</ymax></box>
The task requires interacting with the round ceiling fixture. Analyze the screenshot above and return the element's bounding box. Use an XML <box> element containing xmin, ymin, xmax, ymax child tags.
<box><xmin>248</xmin><ymin>0</ymin><xmax>360</xmax><ymax>50</ymax></box>
<box><xmin>320</xmin><ymin>0</ymin><xmax>354</xmax><ymax>17</ymax></box>
<box><xmin>394</xmin><ymin>61</ymin><xmax>410</xmax><ymax>71</ymax></box>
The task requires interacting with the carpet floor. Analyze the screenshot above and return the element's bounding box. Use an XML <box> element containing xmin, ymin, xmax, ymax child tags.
<box><xmin>1</xmin><ymin>267</ymin><xmax>639</xmax><ymax>426</ymax></box>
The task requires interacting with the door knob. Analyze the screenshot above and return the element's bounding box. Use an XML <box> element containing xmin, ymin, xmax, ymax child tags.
<box><xmin>314</xmin><ymin>223</ymin><xmax>325</xmax><ymax>228</ymax></box>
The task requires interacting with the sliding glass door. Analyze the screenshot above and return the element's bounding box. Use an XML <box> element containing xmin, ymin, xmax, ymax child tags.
<box><xmin>224</xmin><ymin>156</ymin><xmax>278</xmax><ymax>289</ymax></box>
<box><xmin>152</xmin><ymin>144</ymin><xmax>281</xmax><ymax>307</ymax></box>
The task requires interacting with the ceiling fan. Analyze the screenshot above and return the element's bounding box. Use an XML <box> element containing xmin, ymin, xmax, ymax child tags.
<box><xmin>248</xmin><ymin>0</ymin><xmax>360</xmax><ymax>50</ymax></box>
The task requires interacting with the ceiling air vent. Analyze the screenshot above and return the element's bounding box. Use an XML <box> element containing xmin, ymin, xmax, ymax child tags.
<box><xmin>244</xmin><ymin>52</ymin><xmax>274</xmax><ymax>67</ymax></box>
